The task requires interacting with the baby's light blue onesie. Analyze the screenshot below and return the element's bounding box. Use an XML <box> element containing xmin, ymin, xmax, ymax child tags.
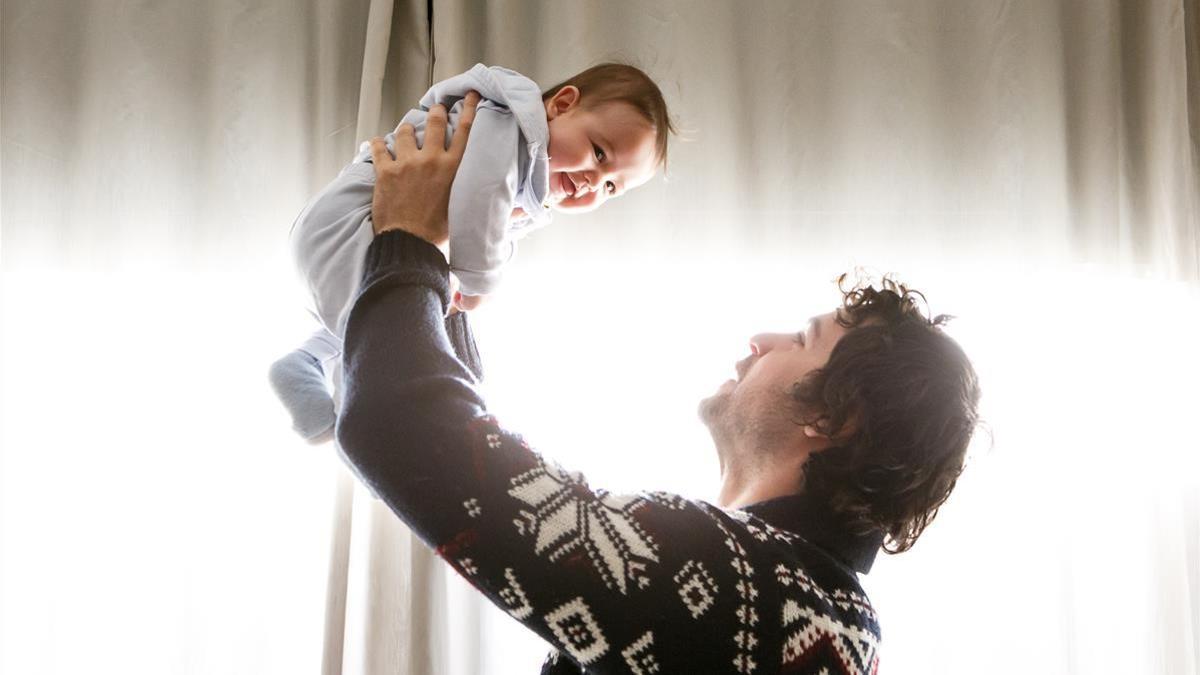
<box><xmin>269</xmin><ymin>64</ymin><xmax>552</xmax><ymax>441</ymax></box>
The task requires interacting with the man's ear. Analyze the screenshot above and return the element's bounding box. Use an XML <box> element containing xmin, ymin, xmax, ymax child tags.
<box><xmin>802</xmin><ymin>414</ymin><xmax>858</xmax><ymax>444</ymax></box>
<box><xmin>545</xmin><ymin>85</ymin><xmax>581</xmax><ymax>120</ymax></box>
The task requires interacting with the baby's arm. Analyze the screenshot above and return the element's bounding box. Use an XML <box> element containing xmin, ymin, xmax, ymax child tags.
<box><xmin>446</xmin><ymin>103</ymin><xmax>522</xmax><ymax>298</ymax></box>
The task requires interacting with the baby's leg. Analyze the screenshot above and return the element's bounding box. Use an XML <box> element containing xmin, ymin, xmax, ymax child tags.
<box><xmin>268</xmin><ymin>330</ymin><xmax>340</xmax><ymax>444</ymax></box>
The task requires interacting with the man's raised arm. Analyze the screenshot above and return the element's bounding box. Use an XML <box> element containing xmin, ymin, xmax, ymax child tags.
<box><xmin>333</xmin><ymin>97</ymin><xmax>740</xmax><ymax>673</ymax></box>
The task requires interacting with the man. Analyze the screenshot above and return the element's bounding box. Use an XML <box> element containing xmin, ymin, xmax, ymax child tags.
<box><xmin>335</xmin><ymin>93</ymin><xmax>980</xmax><ymax>674</ymax></box>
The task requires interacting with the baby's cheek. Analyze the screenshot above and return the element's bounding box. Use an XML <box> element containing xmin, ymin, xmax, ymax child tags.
<box><xmin>576</xmin><ymin>192</ymin><xmax>603</xmax><ymax>212</ymax></box>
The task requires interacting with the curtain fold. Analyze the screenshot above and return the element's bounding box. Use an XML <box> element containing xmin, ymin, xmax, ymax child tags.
<box><xmin>323</xmin><ymin>1</ymin><xmax>407</xmax><ymax>670</ymax></box>
<box><xmin>1187</xmin><ymin>0</ymin><xmax>1200</xmax><ymax>278</ymax></box>
<box><xmin>325</xmin><ymin>2</ymin><xmax>488</xmax><ymax>675</ymax></box>
<box><xmin>1056</xmin><ymin>0</ymin><xmax>1199</xmax><ymax>278</ymax></box>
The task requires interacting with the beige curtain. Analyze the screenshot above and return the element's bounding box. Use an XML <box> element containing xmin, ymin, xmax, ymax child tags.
<box><xmin>428</xmin><ymin>0</ymin><xmax>1198</xmax><ymax>278</ymax></box>
<box><xmin>3</xmin><ymin>1</ymin><xmax>389</xmax><ymax>674</ymax></box>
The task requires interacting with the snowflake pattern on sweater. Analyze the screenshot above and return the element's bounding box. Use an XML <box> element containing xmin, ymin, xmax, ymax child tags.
<box><xmin>434</xmin><ymin>418</ymin><xmax>883</xmax><ymax>675</ymax></box>
<box><xmin>507</xmin><ymin>456</ymin><xmax>660</xmax><ymax>595</ymax></box>
<box><xmin>337</xmin><ymin>231</ymin><xmax>885</xmax><ymax>674</ymax></box>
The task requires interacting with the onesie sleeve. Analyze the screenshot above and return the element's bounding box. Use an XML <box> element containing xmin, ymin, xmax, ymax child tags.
<box><xmin>446</xmin><ymin>104</ymin><xmax>522</xmax><ymax>297</ymax></box>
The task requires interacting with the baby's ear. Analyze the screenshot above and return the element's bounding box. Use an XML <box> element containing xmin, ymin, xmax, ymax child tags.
<box><xmin>545</xmin><ymin>85</ymin><xmax>581</xmax><ymax>119</ymax></box>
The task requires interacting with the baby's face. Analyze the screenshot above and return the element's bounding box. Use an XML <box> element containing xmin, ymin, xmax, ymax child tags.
<box><xmin>543</xmin><ymin>90</ymin><xmax>659</xmax><ymax>213</ymax></box>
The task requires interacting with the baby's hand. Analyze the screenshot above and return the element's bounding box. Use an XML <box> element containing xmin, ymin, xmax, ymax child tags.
<box><xmin>453</xmin><ymin>292</ymin><xmax>488</xmax><ymax>312</ymax></box>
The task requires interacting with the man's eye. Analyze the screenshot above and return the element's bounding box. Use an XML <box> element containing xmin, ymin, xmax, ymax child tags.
<box><xmin>605</xmin><ymin>181</ymin><xmax>616</xmax><ymax>194</ymax></box>
<box><xmin>593</xmin><ymin>144</ymin><xmax>606</xmax><ymax>162</ymax></box>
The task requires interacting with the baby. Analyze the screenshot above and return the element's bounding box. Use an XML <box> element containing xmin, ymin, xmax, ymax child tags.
<box><xmin>270</xmin><ymin>63</ymin><xmax>674</xmax><ymax>442</ymax></box>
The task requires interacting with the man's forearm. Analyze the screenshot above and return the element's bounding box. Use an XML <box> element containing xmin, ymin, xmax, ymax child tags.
<box><xmin>333</xmin><ymin>232</ymin><xmax>749</xmax><ymax>673</ymax></box>
<box><xmin>336</xmin><ymin>230</ymin><xmax>488</xmax><ymax>547</ymax></box>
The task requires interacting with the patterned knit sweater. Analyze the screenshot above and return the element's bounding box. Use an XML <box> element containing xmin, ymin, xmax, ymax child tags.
<box><xmin>336</xmin><ymin>231</ymin><xmax>886</xmax><ymax>674</ymax></box>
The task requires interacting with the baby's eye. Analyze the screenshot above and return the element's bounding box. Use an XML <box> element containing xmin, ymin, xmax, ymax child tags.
<box><xmin>794</xmin><ymin>332</ymin><xmax>806</xmax><ymax>346</ymax></box>
<box><xmin>593</xmin><ymin>144</ymin><xmax>606</xmax><ymax>162</ymax></box>
<box><xmin>605</xmin><ymin>181</ymin><xmax>616</xmax><ymax>195</ymax></box>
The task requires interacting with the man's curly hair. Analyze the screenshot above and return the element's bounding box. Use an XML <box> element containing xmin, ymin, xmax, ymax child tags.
<box><xmin>793</xmin><ymin>274</ymin><xmax>981</xmax><ymax>554</ymax></box>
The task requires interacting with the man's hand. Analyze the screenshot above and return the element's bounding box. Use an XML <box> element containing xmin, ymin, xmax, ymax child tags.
<box><xmin>368</xmin><ymin>91</ymin><xmax>480</xmax><ymax>247</ymax></box>
<box><xmin>453</xmin><ymin>291</ymin><xmax>488</xmax><ymax>312</ymax></box>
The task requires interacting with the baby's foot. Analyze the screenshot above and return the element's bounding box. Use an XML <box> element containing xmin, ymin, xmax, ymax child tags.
<box><xmin>268</xmin><ymin>350</ymin><xmax>337</xmax><ymax>443</ymax></box>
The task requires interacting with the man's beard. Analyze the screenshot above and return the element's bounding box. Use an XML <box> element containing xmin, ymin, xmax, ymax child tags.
<box><xmin>698</xmin><ymin>389</ymin><xmax>730</xmax><ymax>434</ymax></box>
<box><xmin>700</xmin><ymin>385</ymin><xmax>795</xmax><ymax>464</ymax></box>
<box><xmin>698</xmin><ymin>389</ymin><xmax>739</xmax><ymax>466</ymax></box>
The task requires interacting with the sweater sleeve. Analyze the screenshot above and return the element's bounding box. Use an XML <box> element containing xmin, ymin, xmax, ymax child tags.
<box><xmin>336</xmin><ymin>232</ymin><xmax>755</xmax><ymax>673</ymax></box>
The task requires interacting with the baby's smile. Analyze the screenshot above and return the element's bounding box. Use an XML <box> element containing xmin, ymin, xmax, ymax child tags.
<box><xmin>547</xmin><ymin>171</ymin><xmax>578</xmax><ymax>205</ymax></box>
<box><xmin>558</xmin><ymin>172</ymin><xmax>578</xmax><ymax>199</ymax></box>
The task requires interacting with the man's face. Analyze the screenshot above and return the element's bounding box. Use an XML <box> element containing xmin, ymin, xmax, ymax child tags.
<box><xmin>700</xmin><ymin>311</ymin><xmax>849</xmax><ymax>454</ymax></box>
<box><xmin>543</xmin><ymin>90</ymin><xmax>659</xmax><ymax>213</ymax></box>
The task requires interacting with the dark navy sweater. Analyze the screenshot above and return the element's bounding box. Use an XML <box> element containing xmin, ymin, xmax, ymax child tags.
<box><xmin>336</xmin><ymin>230</ymin><xmax>885</xmax><ymax>674</ymax></box>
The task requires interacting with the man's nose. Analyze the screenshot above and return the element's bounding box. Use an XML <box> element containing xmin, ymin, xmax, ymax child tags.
<box><xmin>749</xmin><ymin>332</ymin><xmax>788</xmax><ymax>356</ymax></box>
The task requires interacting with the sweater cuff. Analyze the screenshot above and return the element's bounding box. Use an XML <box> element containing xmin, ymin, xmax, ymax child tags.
<box><xmin>445</xmin><ymin>312</ymin><xmax>484</xmax><ymax>382</ymax></box>
<box><xmin>362</xmin><ymin>230</ymin><xmax>453</xmax><ymax>311</ymax></box>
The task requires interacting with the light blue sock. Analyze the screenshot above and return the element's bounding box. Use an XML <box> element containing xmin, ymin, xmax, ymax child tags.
<box><xmin>268</xmin><ymin>350</ymin><xmax>336</xmax><ymax>443</ymax></box>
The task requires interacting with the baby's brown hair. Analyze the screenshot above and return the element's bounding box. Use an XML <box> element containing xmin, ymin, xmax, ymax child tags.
<box><xmin>541</xmin><ymin>63</ymin><xmax>676</xmax><ymax>168</ymax></box>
